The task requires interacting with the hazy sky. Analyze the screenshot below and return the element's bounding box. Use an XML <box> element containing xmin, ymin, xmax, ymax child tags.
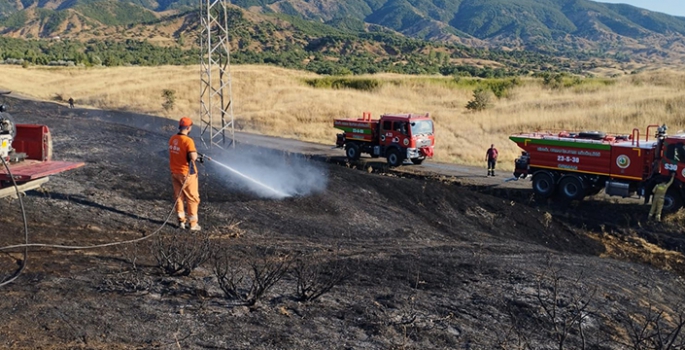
<box><xmin>597</xmin><ymin>0</ymin><xmax>685</xmax><ymax>17</ymax></box>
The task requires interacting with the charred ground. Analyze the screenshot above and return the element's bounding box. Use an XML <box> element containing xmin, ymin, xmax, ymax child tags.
<box><xmin>0</xmin><ymin>97</ymin><xmax>685</xmax><ymax>349</ymax></box>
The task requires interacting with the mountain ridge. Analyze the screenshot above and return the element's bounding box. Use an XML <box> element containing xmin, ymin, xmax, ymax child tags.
<box><xmin>0</xmin><ymin>0</ymin><xmax>684</xmax><ymax>66</ymax></box>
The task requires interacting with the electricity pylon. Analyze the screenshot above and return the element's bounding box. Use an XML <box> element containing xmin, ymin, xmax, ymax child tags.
<box><xmin>199</xmin><ymin>0</ymin><xmax>235</xmax><ymax>149</ymax></box>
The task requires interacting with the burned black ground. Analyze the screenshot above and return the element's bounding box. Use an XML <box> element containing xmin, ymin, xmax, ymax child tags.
<box><xmin>0</xmin><ymin>97</ymin><xmax>684</xmax><ymax>349</ymax></box>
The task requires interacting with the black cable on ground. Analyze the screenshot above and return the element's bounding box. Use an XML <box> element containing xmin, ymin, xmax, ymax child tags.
<box><xmin>0</xmin><ymin>156</ymin><xmax>28</xmax><ymax>288</ymax></box>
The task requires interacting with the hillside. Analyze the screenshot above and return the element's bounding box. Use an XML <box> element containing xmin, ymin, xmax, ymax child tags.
<box><xmin>0</xmin><ymin>0</ymin><xmax>684</xmax><ymax>65</ymax></box>
<box><xmin>1</xmin><ymin>64</ymin><xmax>683</xmax><ymax>168</ymax></box>
<box><xmin>0</xmin><ymin>6</ymin><xmax>579</xmax><ymax>76</ymax></box>
<box><xmin>1</xmin><ymin>93</ymin><xmax>685</xmax><ymax>349</ymax></box>
<box><xmin>234</xmin><ymin>0</ymin><xmax>685</xmax><ymax>62</ymax></box>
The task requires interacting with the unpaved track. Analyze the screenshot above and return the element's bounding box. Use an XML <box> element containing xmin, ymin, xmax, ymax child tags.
<box><xmin>0</xmin><ymin>96</ymin><xmax>684</xmax><ymax>349</ymax></box>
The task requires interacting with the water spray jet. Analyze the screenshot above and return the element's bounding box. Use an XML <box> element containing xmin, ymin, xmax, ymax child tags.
<box><xmin>211</xmin><ymin>159</ymin><xmax>290</xmax><ymax>199</ymax></box>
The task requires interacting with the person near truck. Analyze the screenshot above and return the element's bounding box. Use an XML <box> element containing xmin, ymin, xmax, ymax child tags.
<box><xmin>485</xmin><ymin>144</ymin><xmax>498</xmax><ymax>176</ymax></box>
<box><xmin>395</xmin><ymin>121</ymin><xmax>408</xmax><ymax>135</ymax></box>
<box><xmin>169</xmin><ymin>117</ymin><xmax>209</xmax><ymax>231</ymax></box>
<box><xmin>648</xmin><ymin>173</ymin><xmax>676</xmax><ymax>222</ymax></box>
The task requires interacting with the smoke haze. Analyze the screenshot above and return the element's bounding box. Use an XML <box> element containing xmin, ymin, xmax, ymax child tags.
<box><xmin>206</xmin><ymin>147</ymin><xmax>328</xmax><ymax>199</ymax></box>
<box><xmin>84</xmin><ymin>110</ymin><xmax>327</xmax><ymax>199</ymax></box>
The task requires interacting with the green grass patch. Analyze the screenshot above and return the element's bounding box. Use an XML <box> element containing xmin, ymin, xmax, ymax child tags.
<box><xmin>385</xmin><ymin>77</ymin><xmax>481</xmax><ymax>90</ymax></box>
<box><xmin>484</xmin><ymin>77</ymin><xmax>522</xmax><ymax>98</ymax></box>
<box><xmin>304</xmin><ymin>77</ymin><xmax>382</xmax><ymax>92</ymax></box>
<box><xmin>560</xmin><ymin>76</ymin><xmax>617</xmax><ymax>94</ymax></box>
<box><xmin>386</xmin><ymin>76</ymin><xmax>522</xmax><ymax>98</ymax></box>
<box><xmin>564</xmin><ymin>76</ymin><xmax>616</xmax><ymax>88</ymax></box>
<box><xmin>305</xmin><ymin>76</ymin><xmax>525</xmax><ymax>97</ymax></box>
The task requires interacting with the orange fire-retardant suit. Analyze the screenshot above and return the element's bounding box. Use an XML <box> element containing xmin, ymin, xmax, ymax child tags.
<box><xmin>169</xmin><ymin>117</ymin><xmax>200</xmax><ymax>229</ymax></box>
<box><xmin>649</xmin><ymin>173</ymin><xmax>675</xmax><ymax>222</ymax></box>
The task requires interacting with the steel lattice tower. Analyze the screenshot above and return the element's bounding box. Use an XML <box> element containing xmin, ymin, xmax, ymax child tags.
<box><xmin>199</xmin><ymin>0</ymin><xmax>234</xmax><ymax>149</ymax></box>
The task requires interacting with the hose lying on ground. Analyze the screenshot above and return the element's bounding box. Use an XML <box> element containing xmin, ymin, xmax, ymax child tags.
<box><xmin>0</xmin><ymin>167</ymin><xmax>191</xmax><ymax>286</ymax></box>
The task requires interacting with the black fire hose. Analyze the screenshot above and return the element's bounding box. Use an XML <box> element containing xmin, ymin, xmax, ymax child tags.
<box><xmin>0</xmin><ymin>156</ymin><xmax>28</xmax><ymax>288</ymax></box>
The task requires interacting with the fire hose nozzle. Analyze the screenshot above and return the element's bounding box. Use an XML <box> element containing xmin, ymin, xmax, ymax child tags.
<box><xmin>198</xmin><ymin>153</ymin><xmax>211</xmax><ymax>163</ymax></box>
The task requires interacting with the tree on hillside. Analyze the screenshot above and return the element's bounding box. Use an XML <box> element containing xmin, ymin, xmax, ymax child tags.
<box><xmin>466</xmin><ymin>87</ymin><xmax>492</xmax><ymax>111</ymax></box>
<box><xmin>162</xmin><ymin>89</ymin><xmax>176</xmax><ymax>112</ymax></box>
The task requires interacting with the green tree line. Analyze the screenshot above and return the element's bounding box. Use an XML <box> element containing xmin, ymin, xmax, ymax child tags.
<box><xmin>0</xmin><ymin>37</ymin><xmax>198</xmax><ymax>66</ymax></box>
<box><xmin>0</xmin><ymin>9</ymin><xmax>585</xmax><ymax>78</ymax></box>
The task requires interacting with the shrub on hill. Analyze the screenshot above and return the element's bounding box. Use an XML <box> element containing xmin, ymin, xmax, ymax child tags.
<box><xmin>466</xmin><ymin>87</ymin><xmax>493</xmax><ymax>111</ymax></box>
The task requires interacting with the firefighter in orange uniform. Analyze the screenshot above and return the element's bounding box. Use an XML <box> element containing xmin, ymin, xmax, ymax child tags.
<box><xmin>648</xmin><ymin>173</ymin><xmax>676</xmax><ymax>222</ymax></box>
<box><xmin>169</xmin><ymin>117</ymin><xmax>207</xmax><ymax>231</ymax></box>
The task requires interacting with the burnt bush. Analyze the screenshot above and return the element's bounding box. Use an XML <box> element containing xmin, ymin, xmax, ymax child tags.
<box><xmin>617</xmin><ymin>302</ymin><xmax>685</xmax><ymax>349</ymax></box>
<box><xmin>291</xmin><ymin>253</ymin><xmax>352</xmax><ymax>302</ymax></box>
<box><xmin>212</xmin><ymin>246</ymin><xmax>292</xmax><ymax>306</ymax></box>
<box><xmin>152</xmin><ymin>230</ymin><xmax>212</xmax><ymax>276</ymax></box>
<box><xmin>534</xmin><ymin>266</ymin><xmax>597</xmax><ymax>350</ymax></box>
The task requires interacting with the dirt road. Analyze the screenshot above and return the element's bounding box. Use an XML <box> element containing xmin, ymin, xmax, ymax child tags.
<box><xmin>0</xmin><ymin>96</ymin><xmax>684</xmax><ymax>349</ymax></box>
<box><xmin>40</xmin><ymin>96</ymin><xmax>525</xmax><ymax>187</ymax></box>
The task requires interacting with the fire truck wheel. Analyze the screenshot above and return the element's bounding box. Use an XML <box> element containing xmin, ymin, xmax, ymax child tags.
<box><xmin>532</xmin><ymin>172</ymin><xmax>556</xmax><ymax>198</ymax></box>
<box><xmin>386</xmin><ymin>148</ymin><xmax>403</xmax><ymax>167</ymax></box>
<box><xmin>558</xmin><ymin>176</ymin><xmax>585</xmax><ymax>201</ymax></box>
<box><xmin>345</xmin><ymin>143</ymin><xmax>361</xmax><ymax>161</ymax></box>
<box><xmin>663</xmin><ymin>189</ymin><xmax>684</xmax><ymax>213</ymax></box>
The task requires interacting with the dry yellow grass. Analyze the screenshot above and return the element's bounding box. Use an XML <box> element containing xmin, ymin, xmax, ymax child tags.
<box><xmin>0</xmin><ymin>64</ymin><xmax>684</xmax><ymax>170</ymax></box>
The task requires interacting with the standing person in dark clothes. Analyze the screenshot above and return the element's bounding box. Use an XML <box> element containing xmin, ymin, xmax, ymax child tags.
<box><xmin>485</xmin><ymin>144</ymin><xmax>498</xmax><ymax>176</ymax></box>
<box><xmin>68</xmin><ymin>97</ymin><xmax>74</xmax><ymax>109</ymax></box>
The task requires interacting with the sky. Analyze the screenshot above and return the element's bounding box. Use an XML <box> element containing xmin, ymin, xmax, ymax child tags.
<box><xmin>597</xmin><ymin>0</ymin><xmax>685</xmax><ymax>17</ymax></box>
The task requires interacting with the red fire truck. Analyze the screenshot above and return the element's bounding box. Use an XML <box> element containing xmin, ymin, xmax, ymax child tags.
<box><xmin>510</xmin><ymin>124</ymin><xmax>685</xmax><ymax>212</ymax></box>
<box><xmin>0</xmin><ymin>95</ymin><xmax>83</xmax><ymax>199</ymax></box>
<box><xmin>334</xmin><ymin>112</ymin><xmax>435</xmax><ymax>166</ymax></box>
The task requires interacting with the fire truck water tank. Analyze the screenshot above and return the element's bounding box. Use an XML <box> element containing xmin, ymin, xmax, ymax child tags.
<box><xmin>605</xmin><ymin>181</ymin><xmax>630</xmax><ymax>197</ymax></box>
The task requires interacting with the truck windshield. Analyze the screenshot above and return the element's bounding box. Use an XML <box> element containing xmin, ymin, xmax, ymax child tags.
<box><xmin>666</xmin><ymin>142</ymin><xmax>685</xmax><ymax>163</ymax></box>
<box><xmin>410</xmin><ymin>120</ymin><xmax>433</xmax><ymax>135</ymax></box>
